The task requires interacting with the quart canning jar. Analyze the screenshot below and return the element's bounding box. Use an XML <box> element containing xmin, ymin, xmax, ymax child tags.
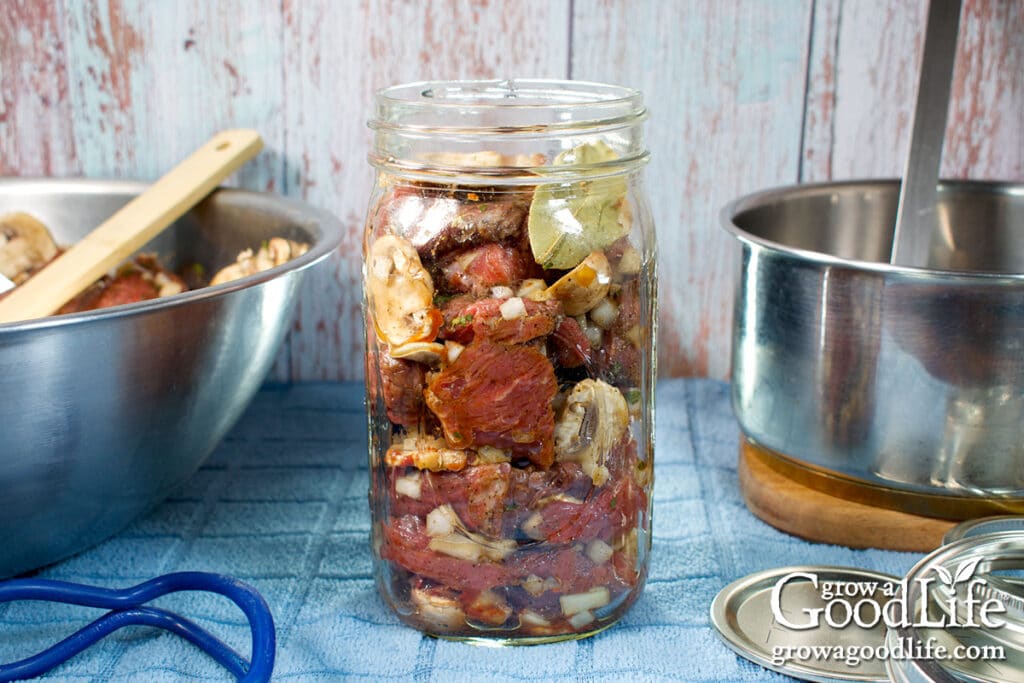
<box><xmin>362</xmin><ymin>80</ymin><xmax>656</xmax><ymax>643</ymax></box>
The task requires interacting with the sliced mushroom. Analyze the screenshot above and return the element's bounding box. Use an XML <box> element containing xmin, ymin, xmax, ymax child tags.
<box><xmin>545</xmin><ymin>251</ymin><xmax>612</xmax><ymax>316</ymax></box>
<box><xmin>0</xmin><ymin>213</ymin><xmax>59</xmax><ymax>285</ymax></box>
<box><xmin>366</xmin><ymin>234</ymin><xmax>442</xmax><ymax>347</ymax></box>
<box><xmin>411</xmin><ymin>586</ymin><xmax>465</xmax><ymax>631</ymax></box>
<box><xmin>553</xmin><ymin>379</ymin><xmax>629</xmax><ymax>486</ymax></box>
<box><xmin>210</xmin><ymin>237</ymin><xmax>309</xmax><ymax>285</ymax></box>
<box><xmin>390</xmin><ymin>341</ymin><xmax>445</xmax><ymax>365</ymax></box>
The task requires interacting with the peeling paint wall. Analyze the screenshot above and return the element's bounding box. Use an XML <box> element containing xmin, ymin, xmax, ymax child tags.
<box><xmin>2</xmin><ymin>0</ymin><xmax>1021</xmax><ymax>380</ymax></box>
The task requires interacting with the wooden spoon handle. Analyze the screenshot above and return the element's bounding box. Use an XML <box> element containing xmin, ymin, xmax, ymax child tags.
<box><xmin>0</xmin><ymin>129</ymin><xmax>263</xmax><ymax>324</ymax></box>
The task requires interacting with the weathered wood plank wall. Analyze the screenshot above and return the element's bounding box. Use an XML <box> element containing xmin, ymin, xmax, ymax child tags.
<box><xmin>1</xmin><ymin>0</ymin><xmax>1021</xmax><ymax>381</ymax></box>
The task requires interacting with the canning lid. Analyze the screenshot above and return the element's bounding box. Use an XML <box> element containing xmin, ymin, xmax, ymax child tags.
<box><xmin>944</xmin><ymin>517</ymin><xmax>1024</xmax><ymax>546</ymax></box>
<box><xmin>710</xmin><ymin>566</ymin><xmax>899</xmax><ymax>682</ymax></box>
<box><xmin>713</xmin><ymin>531</ymin><xmax>1024</xmax><ymax>681</ymax></box>
<box><xmin>886</xmin><ymin>531</ymin><xmax>1024</xmax><ymax>682</ymax></box>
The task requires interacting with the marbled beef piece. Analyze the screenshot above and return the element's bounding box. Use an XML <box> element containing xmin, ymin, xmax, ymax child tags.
<box><xmin>372</xmin><ymin>186</ymin><xmax>531</xmax><ymax>260</ymax></box>
<box><xmin>596</xmin><ymin>334</ymin><xmax>641</xmax><ymax>388</ymax></box>
<box><xmin>440</xmin><ymin>243</ymin><xmax>538</xmax><ymax>295</ymax></box>
<box><xmin>366</xmin><ymin>345</ymin><xmax>426</xmax><ymax>428</ymax></box>
<box><xmin>441</xmin><ymin>297</ymin><xmax>560</xmax><ymax>346</ymax></box>
<box><xmin>425</xmin><ymin>339</ymin><xmax>557</xmax><ymax>468</ymax></box>
<box><xmin>593</xmin><ymin>278</ymin><xmax>642</xmax><ymax>386</ymax></box>
<box><xmin>610</xmin><ymin>278</ymin><xmax>641</xmax><ymax>336</ymax></box>
<box><xmin>391</xmin><ymin>461</ymin><xmax>593</xmax><ymax>539</ymax></box>
<box><xmin>550</xmin><ymin>317</ymin><xmax>592</xmax><ymax>368</ymax></box>
<box><xmin>381</xmin><ymin>353</ymin><xmax>427</xmax><ymax>427</ymax></box>
<box><xmin>381</xmin><ymin>512</ymin><xmax>633</xmax><ymax>598</ymax></box>
<box><xmin>59</xmin><ymin>255</ymin><xmax>186</xmax><ymax>314</ymax></box>
<box><xmin>463</xmin><ymin>462</ymin><xmax>511</xmax><ymax>537</ymax></box>
<box><xmin>536</xmin><ymin>473</ymin><xmax>642</xmax><ymax>544</ymax></box>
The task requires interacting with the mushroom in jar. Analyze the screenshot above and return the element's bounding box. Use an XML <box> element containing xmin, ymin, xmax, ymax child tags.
<box><xmin>366</xmin><ymin>234</ymin><xmax>443</xmax><ymax>348</ymax></box>
<box><xmin>545</xmin><ymin>251</ymin><xmax>612</xmax><ymax>316</ymax></box>
<box><xmin>553</xmin><ymin>379</ymin><xmax>630</xmax><ymax>486</ymax></box>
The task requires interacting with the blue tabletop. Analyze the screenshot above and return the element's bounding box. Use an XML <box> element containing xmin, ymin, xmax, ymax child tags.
<box><xmin>0</xmin><ymin>379</ymin><xmax>921</xmax><ymax>681</ymax></box>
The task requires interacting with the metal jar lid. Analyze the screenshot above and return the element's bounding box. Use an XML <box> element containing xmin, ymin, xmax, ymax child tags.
<box><xmin>710</xmin><ymin>565</ymin><xmax>900</xmax><ymax>682</ymax></box>
<box><xmin>943</xmin><ymin>516</ymin><xmax>1024</xmax><ymax>546</ymax></box>
<box><xmin>886</xmin><ymin>531</ymin><xmax>1024</xmax><ymax>682</ymax></box>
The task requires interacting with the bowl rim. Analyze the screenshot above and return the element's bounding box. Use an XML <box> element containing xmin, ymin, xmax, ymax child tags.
<box><xmin>0</xmin><ymin>178</ymin><xmax>344</xmax><ymax>333</ymax></box>
<box><xmin>720</xmin><ymin>178</ymin><xmax>1024</xmax><ymax>282</ymax></box>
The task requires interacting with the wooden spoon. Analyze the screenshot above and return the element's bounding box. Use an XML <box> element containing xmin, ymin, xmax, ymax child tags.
<box><xmin>0</xmin><ymin>129</ymin><xmax>263</xmax><ymax>324</ymax></box>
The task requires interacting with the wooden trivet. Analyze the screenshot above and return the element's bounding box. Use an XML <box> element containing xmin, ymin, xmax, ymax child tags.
<box><xmin>739</xmin><ymin>440</ymin><xmax>955</xmax><ymax>553</ymax></box>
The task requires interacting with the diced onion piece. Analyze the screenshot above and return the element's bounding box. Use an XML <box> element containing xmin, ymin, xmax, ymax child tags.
<box><xmin>428</xmin><ymin>529</ymin><xmax>516</xmax><ymax>562</ymax></box>
<box><xmin>589</xmin><ymin>298</ymin><xmax>619</xmax><ymax>329</ymax></box>
<box><xmin>476</xmin><ymin>445</ymin><xmax>511</xmax><ymax>464</ymax></box>
<box><xmin>617</xmin><ymin>245</ymin><xmax>642</xmax><ymax>276</ymax></box>
<box><xmin>426</xmin><ymin>505</ymin><xmax>459</xmax><ymax>537</ymax></box>
<box><xmin>444</xmin><ymin>341</ymin><xmax>465</xmax><ymax>363</ymax></box>
<box><xmin>429</xmin><ymin>533</ymin><xmax>482</xmax><ymax>561</ymax></box>
<box><xmin>516</xmin><ymin>278</ymin><xmax>549</xmax><ymax>301</ymax></box>
<box><xmin>523</xmin><ymin>574</ymin><xmax>560</xmax><ymax>597</ymax></box>
<box><xmin>523</xmin><ymin>575</ymin><xmax>544</xmax><ymax>596</ymax></box>
<box><xmin>499</xmin><ymin>296</ymin><xmax>526</xmax><ymax>320</ymax></box>
<box><xmin>491</xmin><ymin>285</ymin><xmax>515</xmax><ymax>299</ymax></box>
<box><xmin>154</xmin><ymin>272</ymin><xmax>184</xmax><ymax>297</ymax></box>
<box><xmin>521</xmin><ymin>512</ymin><xmax>546</xmax><ymax>541</ymax></box>
<box><xmin>584</xmin><ymin>324</ymin><xmax>603</xmax><ymax>348</ymax></box>
<box><xmin>568</xmin><ymin>610</ymin><xmax>596</xmax><ymax>629</ymax></box>
<box><xmin>520</xmin><ymin>609</ymin><xmax>551</xmax><ymax>627</ymax></box>
<box><xmin>559</xmin><ymin>587</ymin><xmax>611</xmax><ymax>616</ymax></box>
<box><xmin>395</xmin><ymin>472</ymin><xmax>421</xmax><ymax>500</ymax></box>
<box><xmin>585</xmin><ymin>539</ymin><xmax>614</xmax><ymax>565</ymax></box>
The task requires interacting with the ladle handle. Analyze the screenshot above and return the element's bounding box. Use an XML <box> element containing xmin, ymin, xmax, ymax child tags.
<box><xmin>0</xmin><ymin>129</ymin><xmax>263</xmax><ymax>324</ymax></box>
<box><xmin>890</xmin><ymin>0</ymin><xmax>962</xmax><ymax>267</ymax></box>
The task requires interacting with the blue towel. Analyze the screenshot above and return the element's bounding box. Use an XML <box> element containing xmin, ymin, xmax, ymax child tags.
<box><xmin>0</xmin><ymin>380</ymin><xmax>920</xmax><ymax>681</ymax></box>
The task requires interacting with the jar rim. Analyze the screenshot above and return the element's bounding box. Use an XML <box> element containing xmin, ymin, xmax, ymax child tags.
<box><xmin>371</xmin><ymin>79</ymin><xmax>646</xmax><ymax>134</ymax></box>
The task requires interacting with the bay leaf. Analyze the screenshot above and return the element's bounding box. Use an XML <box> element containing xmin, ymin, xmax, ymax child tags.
<box><xmin>528</xmin><ymin>141</ymin><xmax>630</xmax><ymax>270</ymax></box>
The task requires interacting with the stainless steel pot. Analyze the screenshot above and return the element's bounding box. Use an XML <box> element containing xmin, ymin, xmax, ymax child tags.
<box><xmin>725</xmin><ymin>180</ymin><xmax>1024</xmax><ymax>518</ymax></box>
<box><xmin>0</xmin><ymin>179</ymin><xmax>342</xmax><ymax>577</ymax></box>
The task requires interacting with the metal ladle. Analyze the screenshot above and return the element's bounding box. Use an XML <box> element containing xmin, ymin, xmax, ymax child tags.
<box><xmin>890</xmin><ymin>0</ymin><xmax>963</xmax><ymax>268</ymax></box>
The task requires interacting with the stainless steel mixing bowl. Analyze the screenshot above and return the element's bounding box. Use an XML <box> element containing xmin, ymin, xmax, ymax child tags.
<box><xmin>725</xmin><ymin>180</ymin><xmax>1024</xmax><ymax>518</ymax></box>
<box><xmin>0</xmin><ymin>178</ymin><xmax>342</xmax><ymax>577</ymax></box>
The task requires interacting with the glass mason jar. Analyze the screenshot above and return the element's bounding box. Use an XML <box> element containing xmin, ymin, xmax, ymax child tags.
<box><xmin>362</xmin><ymin>80</ymin><xmax>656</xmax><ymax>643</ymax></box>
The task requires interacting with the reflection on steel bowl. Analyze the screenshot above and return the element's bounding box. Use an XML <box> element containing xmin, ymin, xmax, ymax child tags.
<box><xmin>725</xmin><ymin>180</ymin><xmax>1024</xmax><ymax>518</ymax></box>
<box><xmin>0</xmin><ymin>178</ymin><xmax>342</xmax><ymax>578</ymax></box>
